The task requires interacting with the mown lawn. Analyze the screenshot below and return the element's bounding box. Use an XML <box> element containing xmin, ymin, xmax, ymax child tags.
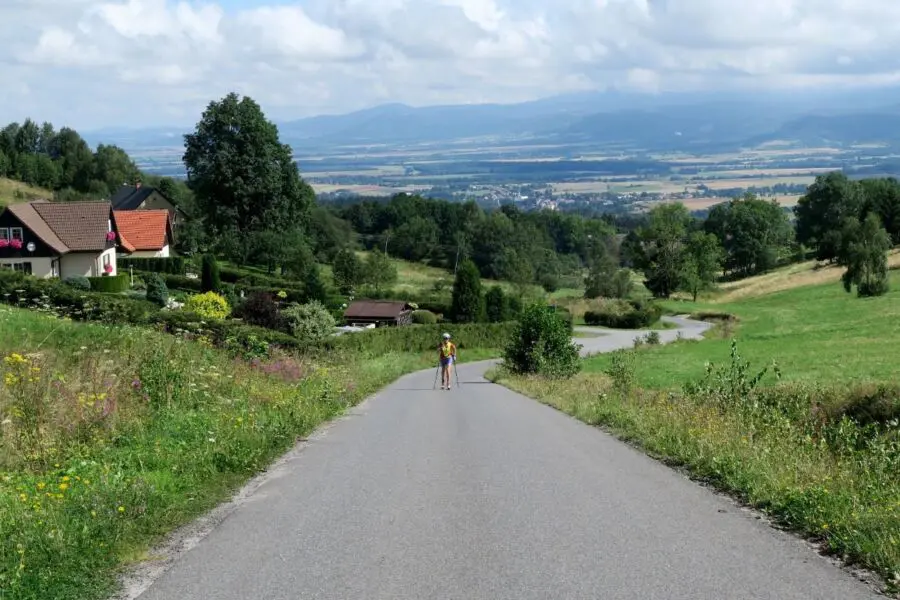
<box><xmin>585</xmin><ymin>271</ymin><xmax>900</xmax><ymax>389</ymax></box>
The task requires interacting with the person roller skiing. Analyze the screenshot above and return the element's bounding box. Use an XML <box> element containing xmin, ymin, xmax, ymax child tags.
<box><xmin>438</xmin><ymin>332</ymin><xmax>457</xmax><ymax>390</ymax></box>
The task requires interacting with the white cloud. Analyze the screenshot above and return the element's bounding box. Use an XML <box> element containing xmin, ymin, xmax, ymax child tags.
<box><xmin>3</xmin><ymin>0</ymin><xmax>900</xmax><ymax>129</ymax></box>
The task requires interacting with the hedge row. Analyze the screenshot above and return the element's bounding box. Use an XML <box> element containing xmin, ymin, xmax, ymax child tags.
<box><xmin>0</xmin><ymin>271</ymin><xmax>159</xmax><ymax>325</ymax></box>
<box><xmin>584</xmin><ymin>299</ymin><xmax>662</xmax><ymax>329</ymax></box>
<box><xmin>88</xmin><ymin>274</ymin><xmax>130</xmax><ymax>293</ymax></box>
<box><xmin>119</xmin><ymin>257</ymin><xmax>186</xmax><ymax>275</ymax></box>
<box><xmin>325</xmin><ymin>322</ymin><xmax>517</xmax><ymax>355</ymax></box>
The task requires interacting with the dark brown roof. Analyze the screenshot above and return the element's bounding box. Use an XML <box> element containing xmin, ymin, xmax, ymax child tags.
<box><xmin>6</xmin><ymin>201</ymin><xmax>69</xmax><ymax>254</ymax></box>
<box><xmin>344</xmin><ymin>300</ymin><xmax>412</xmax><ymax>319</ymax></box>
<box><xmin>32</xmin><ymin>201</ymin><xmax>113</xmax><ymax>252</ymax></box>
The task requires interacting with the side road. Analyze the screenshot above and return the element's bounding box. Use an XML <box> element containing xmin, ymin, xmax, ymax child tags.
<box><xmin>129</xmin><ymin>315</ymin><xmax>884</xmax><ymax>600</ymax></box>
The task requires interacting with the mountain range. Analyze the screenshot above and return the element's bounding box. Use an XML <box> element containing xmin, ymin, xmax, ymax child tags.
<box><xmin>83</xmin><ymin>87</ymin><xmax>900</xmax><ymax>154</ymax></box>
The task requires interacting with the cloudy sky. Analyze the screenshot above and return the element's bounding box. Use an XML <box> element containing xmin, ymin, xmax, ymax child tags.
<box><xmin>2</xmin><ymin>0</ymin><xmax>899</xmax><ymax>130</ymax></box>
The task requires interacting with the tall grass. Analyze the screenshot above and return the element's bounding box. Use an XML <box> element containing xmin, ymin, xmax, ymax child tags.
<box><xmin>490</xmin><ymin>341</ymin><xmax>900</xmax><ymax>592</ymax></box>
<box><xmin>0</xmin><ymin>307</ymin><xmax>446</xmax><ymax>600</ymax></box>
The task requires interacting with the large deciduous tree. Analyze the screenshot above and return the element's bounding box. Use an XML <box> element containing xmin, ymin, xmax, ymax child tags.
<box><xmin>638</xmin><ymin>203</ymin><xmax>693</xmax><ymax>298</ymax></box>
<box><xmin>705</xmin><ymin>193</ymin><xmax>792</xmax><ymax>277</ymax></box>
<box><xmin>840</xmin><ymin>213</ymin><xmax>891</xmax><ymax>297</ymax></box>
<box><xmin>183</xmin><ymin>93</ymin><xmax>314</xmax><ymax>260</ymax></box>
<box><xmin>794</xmin><ymin>172</ymin><xmax>864</xmax><ymax>262</ymax></box>
<box><xmin>681</xmin><ymin>231</ymin><xmax>724</xmax><ymax>301</ymax></box>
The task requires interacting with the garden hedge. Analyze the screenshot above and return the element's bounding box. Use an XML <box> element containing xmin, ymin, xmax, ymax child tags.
<box><xmin>88</xmin><ymin>274</ymin><xmax>130</xmax><ymax>293</ymax></box>
<box><xmin>119</xmin><ymin>257</ymin><xmax>186</xmax><ymax>275</ymax></box>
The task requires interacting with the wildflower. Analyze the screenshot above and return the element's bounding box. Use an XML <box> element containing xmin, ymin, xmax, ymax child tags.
<box><xmin>36</xmin><ymin>482</ymin><xmax>45</xmax><ymax>490</ymax></box>
<box><xmin>118</xmin><ymin>506</ymin><xmax>125</xmax><ymax>513</ymax></box>
<box><xmin>58</xmin><ymin>483</ymin><xmax>68</xmax><ymax>491</ymax></box>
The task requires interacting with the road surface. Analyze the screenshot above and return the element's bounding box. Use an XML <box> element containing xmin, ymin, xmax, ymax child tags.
<box><xmin>133</xmin><ymin>317</ymin><xmax>883</xmax><ymax>600</ymax></box>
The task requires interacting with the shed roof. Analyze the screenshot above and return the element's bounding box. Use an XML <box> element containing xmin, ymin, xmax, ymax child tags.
<box><xmin>344</xmin><ymin>300</ymin><xmax>412</xmax><ymax>319</ymax></box>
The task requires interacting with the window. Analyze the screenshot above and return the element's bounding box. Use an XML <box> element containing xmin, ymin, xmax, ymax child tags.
<box><xmin>9</xmin><ymin>228</ymin><xmax>23</xmax><ymax>242</ymax></box>
<box><xmin>13</xmin><ymin>263</ymin><xmax>31</xmax><ymax>275</ymax></box>
<box><xmin>0</xmin><ymin>228</ymin><xmax>8</xmax><ymax>241</ymax></box>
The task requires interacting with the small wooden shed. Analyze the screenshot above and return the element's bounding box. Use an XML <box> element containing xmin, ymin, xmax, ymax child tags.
<box><xmin>343</xmin><ymin>300</ymin><xmax>413</xmax><ymax>327</ymax></box>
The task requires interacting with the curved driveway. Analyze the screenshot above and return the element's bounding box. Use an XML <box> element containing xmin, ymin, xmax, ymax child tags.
<box><xmin>133</xmin><ymin>316</ymin><xmax>884</xmax><ymax>600</ymax></box>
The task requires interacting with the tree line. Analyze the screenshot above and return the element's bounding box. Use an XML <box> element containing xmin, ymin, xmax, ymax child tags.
<box><xmin>0</xmin><ymin>119</ymin><xmax>195</xmax><ymax>208</ymax></box>
<box><xmin>620</xmin><ymin>171</ymin><xmax>900</xmax><ymax>300</ymax></box>
<box><xmin>5</xmin><ymin>96</ymin><xmax>897</xmax><ymax>303</ymax></box>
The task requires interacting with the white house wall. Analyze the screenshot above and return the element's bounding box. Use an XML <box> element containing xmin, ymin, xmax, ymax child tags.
<box><xmin>123</xmin><ymin>244</ymin><xmax>170</xmax><ymax>259</ymax></box>
<box><xmin>60</xmin><ymin>248</ymin><xmax>117</xmax><ymax>279</ymax></box>
<box><xmin>0</xmin><ymin>257</ymin><xmax>56</xmax><ymax>278</ymax></box>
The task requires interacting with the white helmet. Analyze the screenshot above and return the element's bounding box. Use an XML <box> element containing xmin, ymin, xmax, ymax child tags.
<box><xmin>442</xmin><ymin>332</ymin><xmax>451</xmax><ymax>339</ymax></box>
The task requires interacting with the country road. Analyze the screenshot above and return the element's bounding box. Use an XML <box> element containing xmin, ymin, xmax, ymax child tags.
<box><xmin>131</xmin><ymin>316</ymin><xmax>884</xmax><ymax>600</ymax></box>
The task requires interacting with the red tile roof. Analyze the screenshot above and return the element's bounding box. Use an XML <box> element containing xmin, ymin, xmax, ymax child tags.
<box><xmin>113</xmin><ymin>210</ymin><xmax>172</xmax><ymax>252</ymax></box>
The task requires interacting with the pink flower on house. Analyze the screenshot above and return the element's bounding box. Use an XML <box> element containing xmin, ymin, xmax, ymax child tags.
<box><xmin>0</xmin><ymin>240</ymin><xmax>8</xmax><ymax>248</ymax></box>
<box><xmin>9</xmin><ymin>239</ymin><xmax>22</xmax><ymax>250</ymax></box>
<box><xmin>104</xmin><ymin>264</ymin><xmax>113</xmax><ymax>273</ymax></box>
<box><xmin>106</xmin><ymin>231</ymin><xmax>117</xmax><ymax>241</ymax></box>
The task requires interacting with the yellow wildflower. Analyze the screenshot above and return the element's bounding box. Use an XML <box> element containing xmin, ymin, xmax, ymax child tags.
<box><xmin>118</xmin><ymin>506</ymin><xmax>125</xmax><ymax>513</ymax></box>
<box><xmin>58</xmin><ymin>483</ymin><xmax>68</xmax><ymax>491</ymax></box>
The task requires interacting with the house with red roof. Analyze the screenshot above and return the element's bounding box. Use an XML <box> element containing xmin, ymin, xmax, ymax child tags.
<box><xmin>113</xmin><ymin>210</ymin><xmax>174</xmax><ymax>258</ymax></box>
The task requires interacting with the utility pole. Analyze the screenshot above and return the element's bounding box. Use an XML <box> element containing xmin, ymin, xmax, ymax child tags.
<box><xmin>454</xmin><ymin>242</ymin><xmax>461</xmax><ymax>276</ymax></box>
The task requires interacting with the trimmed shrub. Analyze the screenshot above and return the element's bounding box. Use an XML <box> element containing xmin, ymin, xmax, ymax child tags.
<box><xmin>280</xmin><ymin>301</ymin><xmax>336</xmax><ymax>346</ymax></box>
<box><xmin>411</xmin><ymin>309</ymin><xmax>438</xmax><ymax>324</ymax></box>
<box><xmin>145</xmin><ymin>273</ymin><xmax>169</xmax><ymax>307</ymax></box>
<box><xmin>63</xmin><ymin>276</ymin><xmax>91</xmax><ymax>291</ymax></box>
<box><xmin>184</xmin><ymin>291</ymin><xmax>231</xmax><ymax>320</ymax></box>
<box><xmin>150</xmin><ymin>311</ymin><xmax>301</xmax><ymax>356</ymax></box>
<box><xmin>163</xmin><ymin>274</ymin><xmax>202</xmax><ymax>292</ymax></box>
<box><xmin>119</xmin><ymin>257</ymin><xmax>186</xmax><ymax>275</ymax></box>
<box><xmin>201</xmin><ymin>254</ymin><xmax>220</xmax><ymax>292</ymax></box>
<box><xmin>584</xmin><ymin>299</ymin><xmax>662</xmax><ymax>329</ymax></box>
<box><xmin>88</xmin><ymin>274</ymin><xmax>130</xmax><ymax>293</ymax></box>
<box><xmin>233</xmin><ymin>291</ymin><xmax>283</xmax><ymax>330</ymax></box>
<box><xmin>503</xmin><ymin>303</ymin><xmax>581</xmax><ymax>378</ymax></box>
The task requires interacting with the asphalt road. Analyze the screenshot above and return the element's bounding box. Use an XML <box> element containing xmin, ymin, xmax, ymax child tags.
<box><xmin>134</xmin><ymin>317</ymin><xmax>883</xmax><ymax>600</ymax></box>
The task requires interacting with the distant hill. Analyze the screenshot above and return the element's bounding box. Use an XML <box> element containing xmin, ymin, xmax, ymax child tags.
<box><xmin>83</xmin><ymin>86</ymin><xmax>900</xmax><ymax>154</ymax></box>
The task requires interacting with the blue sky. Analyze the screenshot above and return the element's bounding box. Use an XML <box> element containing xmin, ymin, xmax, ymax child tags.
<box><xmin>2</xmin><ymin>0</ymin><xmax>900</xmax><ymax>130</ymax></box>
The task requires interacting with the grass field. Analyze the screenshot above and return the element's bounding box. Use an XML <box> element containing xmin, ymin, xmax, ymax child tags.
<box><xmin>585</xmin><ymin>270</ymin><xmax>900</xmax><ymax>390</ymax></box>
<box><xmin>348</xmin><ymin>251</ymin><xmax>553</xmax><ymax>300</ymax></box>
<box><xmin>710</xmin><ymin>250</ymin><xmax>900</xmax><ymax>303</ymax></box>
<box><xmin>0</xmin><ymin>178</ymin><xmax>52</xmax><ymax>206</ymax></box>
